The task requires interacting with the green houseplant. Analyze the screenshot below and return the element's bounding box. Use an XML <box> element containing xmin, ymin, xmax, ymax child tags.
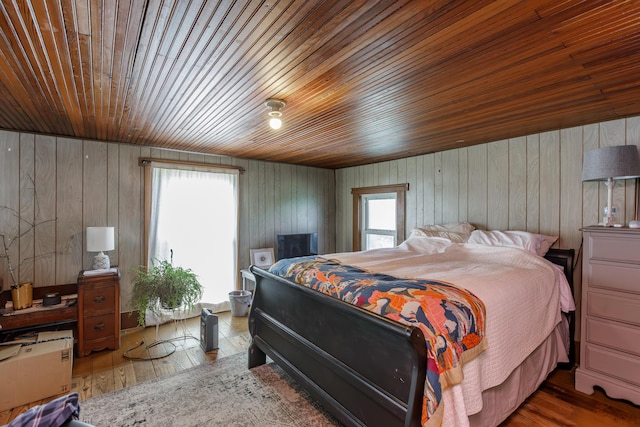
<box><xmin>130</xmin><ymin>259</ymin><xmax>203</xmax><ymax>327</ymax></box>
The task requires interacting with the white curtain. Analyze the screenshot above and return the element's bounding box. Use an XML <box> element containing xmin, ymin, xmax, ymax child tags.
<box><xmin>146</xmin><ymin>166</ymin><xmax>239</xmax><ymax>324</ymax></box>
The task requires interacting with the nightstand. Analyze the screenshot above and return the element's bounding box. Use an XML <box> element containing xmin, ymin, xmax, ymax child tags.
<box><xmin>575</xmin><ymin>227</ymin><xmax>640</xmax><ymax>404</ymax></box>
<box><xmin>77</xmin><ymin>267</ymin><xmax>120</xmax><ymax>357</ymax></box>
<box><xmin>241</xmin><ymin>269</ymin><xmax>256</xmax><ymax>292</ymax></box>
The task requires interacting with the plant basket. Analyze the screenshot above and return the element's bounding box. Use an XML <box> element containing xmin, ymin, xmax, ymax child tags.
<box><xmin>11</xmin><ymin>282</ymin><xmax>33</xmax><ymax>310</ymax></box>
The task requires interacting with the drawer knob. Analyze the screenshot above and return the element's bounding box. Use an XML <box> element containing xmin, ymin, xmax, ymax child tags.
<box><xmin>94</xmin><ymin>322</ymin><xmax>105</xmax><ymax>330</ymax></box>
<box><xmin>94</xmin><ymin>295</ymin><xmax>105</xmax><ymax>303</ymax></box>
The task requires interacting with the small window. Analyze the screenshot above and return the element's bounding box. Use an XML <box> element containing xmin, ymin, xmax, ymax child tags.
<box><xmin>363</xmin><ymin>193</ymin><xmax>397</xmax><ymax>249</ymax></box>
<box><xmin>352</xmin><ymin>184</ymin><xmax>408</xmax><ymax>251</ymax></box>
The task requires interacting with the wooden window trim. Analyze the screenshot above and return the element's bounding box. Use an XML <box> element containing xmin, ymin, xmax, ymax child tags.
<box><xmin>351</xmin><ymin>184</ymin><xmax>409</xmax><ymax>251</ymax></box>
<box><xmin>138</xmin><ymin>157</ymin><xmax>245</xmax><ymax>173</ymax></box>
<box><xmin>139</xmin><ymin>157</ymin><xmax>242</xmax><ymax>265</ymax></box>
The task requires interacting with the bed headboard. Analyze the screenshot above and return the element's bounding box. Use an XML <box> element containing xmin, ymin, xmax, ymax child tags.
<box><xmin>543</xmin><ymin>247</ymin><xmax>576</xmax><ymax>367</ymax></box>
<box><xmin>544</xmin><ymin>248</ymin><xmax>575</xmax><ymax>292</ymax></box>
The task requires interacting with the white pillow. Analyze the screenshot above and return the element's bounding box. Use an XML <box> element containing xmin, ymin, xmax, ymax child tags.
<box><xmin>415</xmin><ymin>222</ymin><xmax>475</xmax><ymax>234</ymax></box>
<box><xmin>410</xmin><ymin>228</ymin><xmax>469</xmax><ymax>243</ymax></box>
<box><xmin>412</xmin><ymin>222</ymin><xmax>475</xmax><ymax>243</ymax></box>
<box><xmin>538</xmin><ymin>233</ymin><xmax>559</xmax><ymax>256</ymax></box>
<box><xmin>467</xmin><ymin>230</ymin><xmax>557</xmax><ymax>256</ymax></box>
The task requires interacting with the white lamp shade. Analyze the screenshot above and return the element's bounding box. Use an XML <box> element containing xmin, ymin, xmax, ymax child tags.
<box><xmin>86</xmin><ymin>227</ymin><xmax>115</xmax><ymax>252</ymax></box>
<box><xmin>582</xmin><ymin>145</ymin><xmax>640</xmax><ymax>181</ymax></box>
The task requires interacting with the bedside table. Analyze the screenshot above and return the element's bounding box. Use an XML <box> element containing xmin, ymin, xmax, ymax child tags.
<box><xmin>241</xmin><ymin>268</ymin><xmax>256</xmax><ymax>292</ymax></box>
<box><xmin>77</xmin><ymin>267</ymin><xmax>121</xmax><ymax>357</ymax></box>
<box><xmin>575</xmin><ymin>227</ymin><xmax>640</xmax><ymax>404</ymax></box>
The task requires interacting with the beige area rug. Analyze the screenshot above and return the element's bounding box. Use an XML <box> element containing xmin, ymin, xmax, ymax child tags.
<box><xmin>80</xmin><ymin>352</ymin><xmax>342</xmax><ymax>426</ymax></box>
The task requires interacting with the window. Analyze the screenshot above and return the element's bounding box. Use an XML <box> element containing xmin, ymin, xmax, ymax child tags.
<box><xmin>363</xmin><ymin>193</ymin><xmax>396</xmax><ymax>249</ymax></box>
<box><xmin>352</xmin><ymin>184</ymin><xmax>408</xmax><ymax>251</ymax></box>
<box><xmin>141</xmin><ymin>158</ymin><xmax>241</xmax><ymax>323</ymax></box>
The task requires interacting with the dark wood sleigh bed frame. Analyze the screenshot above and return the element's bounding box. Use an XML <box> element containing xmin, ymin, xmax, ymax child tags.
<box><xmin>247</xmin><ymin>248</ymin><xmax>575</xmax><ymax>427</ymax></box>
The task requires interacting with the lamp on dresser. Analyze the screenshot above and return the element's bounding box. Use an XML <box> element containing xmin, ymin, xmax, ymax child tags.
<box><xmin>582</xmin><ymin>145</ymin><xmax>640</xmax><ymax>227</ymax></box>
<box><xmin>86</xmin><ymin>226</ymin><xmax>115</xmax><ymax>270</ymax></box>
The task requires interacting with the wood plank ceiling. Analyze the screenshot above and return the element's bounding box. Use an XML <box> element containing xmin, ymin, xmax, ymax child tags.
<box><xmin>0</xmin><ymin>0</ymin><xmax>639</xmax><ymax>169</ymax></box>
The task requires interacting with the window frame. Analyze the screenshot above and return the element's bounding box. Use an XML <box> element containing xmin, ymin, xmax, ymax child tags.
<box><xmin>139</xmin><ymin>157</ymin><xmax>242</xmax><ymax>266</ymax></box>
<box><xmin>351</xmin><ymin>183</ymin><xmax>409</xmax><ymax>251</ymax></box>
<box><xmin>362</xmin><ymin>193</ymin><xmax>397</xmax><ymax>249</ymax></box>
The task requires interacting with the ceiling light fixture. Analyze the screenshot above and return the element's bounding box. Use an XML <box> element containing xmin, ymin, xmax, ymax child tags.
<box><xmin>265</xmin><ymin>98</ymin><xmax>286</xmax><ymax>130</ymax></box>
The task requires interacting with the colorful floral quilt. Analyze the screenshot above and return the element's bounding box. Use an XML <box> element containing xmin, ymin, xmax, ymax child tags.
<box><xmin>269</xmin><ymin>256</ymin><xmax>487</xmax><ymax>426</ymax></box>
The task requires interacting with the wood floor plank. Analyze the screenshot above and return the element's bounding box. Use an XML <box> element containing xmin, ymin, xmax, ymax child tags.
<box><xmin>71</xmin><ymin>373</ymin><xmax>92</xmax><ymax>400</ymax></box>
<box><xmin>131</xmin><ymin>357</ymin><xmax>156</xmax><ymax>385</ymax></box>
<box><xmin>113</xmin><ymin>363</ymin><xmax>137</xmax><ymax>391</ymax></box>
<box><xmin>185</xmin><ymin>344</ymin><xmax>218</xmax><ymax>366</ymax></box>
<box><xmin>90</xmin><ymin>350</ymin><xmax>116</xmax><ymax>397</ymax></box>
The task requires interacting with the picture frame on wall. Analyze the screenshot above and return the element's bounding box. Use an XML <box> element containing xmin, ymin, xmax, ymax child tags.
<box><xmin>250</xmin><ymin>248</ymin><xmax>275</xmax><ymax>269</ymax></box>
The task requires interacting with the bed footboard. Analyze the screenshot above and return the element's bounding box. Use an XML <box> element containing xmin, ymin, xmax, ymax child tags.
<box><xmin>248</xmin><ymin>266</ymin><xmax>427</xmax><ymax>427</ymax></box>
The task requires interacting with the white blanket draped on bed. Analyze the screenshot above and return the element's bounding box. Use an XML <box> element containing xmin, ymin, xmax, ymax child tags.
<box><xmin>329</xmin><ymin>236</ymin><xmax>575</xmax><ymax>425</ymax></box>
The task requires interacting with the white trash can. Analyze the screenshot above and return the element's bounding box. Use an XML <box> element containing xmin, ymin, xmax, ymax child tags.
<box><xmin>228</xmin><ymin>290</ymin><xmax>252</xmax><ymax>316</ymax></box>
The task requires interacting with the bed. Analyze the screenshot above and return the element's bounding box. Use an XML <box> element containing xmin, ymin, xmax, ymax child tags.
<box><xmin>247</xmin><ymin>230</ymin><xmax>575</xmax><ymax>427</ymax></box>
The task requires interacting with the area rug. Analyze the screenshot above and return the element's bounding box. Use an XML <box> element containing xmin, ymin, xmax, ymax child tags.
<box><xmin>80</xmin><ymin>352</ymin><xmax>342</xmax><ymax>426</ymax></box>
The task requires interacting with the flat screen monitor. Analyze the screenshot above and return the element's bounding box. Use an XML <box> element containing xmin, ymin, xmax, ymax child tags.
<box><xmin>277</xmin><ymin>233</ymin><xmax>318</xmax><ymax>260</ymax></box>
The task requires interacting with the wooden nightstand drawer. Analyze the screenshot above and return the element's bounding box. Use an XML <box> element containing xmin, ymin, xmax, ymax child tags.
<box><xmin>83</xmin><ymin>286</ymin><xmax>116</xmax><ymax>315</ymax></box>
<box><xmin>587</xmin><ymin>290</ymin><xmax>640</xmax><ymax>326</ymax></box>
<box><xmin>588</xmin><ymin>261</ymin><xmax>640</xmax><ymax>294</ymax></box>
<box><xmin>584</xmin><ymin>344</ymin><xmax>640</xmax><ymax>387</ymax></box>
<box><xmin>589</xmin><ymin>233</ymin><xmax>640</xmax><ymax>263</ymax></box>
<box><xmin>586</xmin><ymin>317</ymin><xmax>640</xmax><ymax>356</ymax></box>
<box><xmin>83</xmin><ymin>315</ymin><xmax>116</xmax><ymax>341</ymax></box>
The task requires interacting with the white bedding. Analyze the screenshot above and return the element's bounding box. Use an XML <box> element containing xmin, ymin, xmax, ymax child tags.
<box><xmin>328</xmin><ymin>236</ymin><xmax>575</xmax><ymax>425</ymax></box>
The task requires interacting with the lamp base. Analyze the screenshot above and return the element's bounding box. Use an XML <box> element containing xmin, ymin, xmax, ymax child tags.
<box><xmin>601</xmin><ymin>179</ymin><xmax>618</xmax><ymax>227</ymax></box>
<box><xmin>93</xmin><ymin>252</ymin><xmax>111</xmax><ymax>270</ymax></box>
<box><xmin>602</xmin><ymin>214</ymin><xmax>617</xmax><ymax>227</ymax></box>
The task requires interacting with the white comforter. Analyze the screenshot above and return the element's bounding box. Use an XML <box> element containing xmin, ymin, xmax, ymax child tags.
<box><xmin>328</xmin><ymin>236</ymin><xmax>575</xmax><ymax>425</ymax></box>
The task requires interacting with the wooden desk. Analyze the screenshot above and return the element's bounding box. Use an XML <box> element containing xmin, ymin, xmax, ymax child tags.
<box><xmin>0</xmin><ymin>302</ymin><xmax>77</xmax><ymax>332</ymax></box>
<box><xmin>0</xmin><ymin>283</ymin><xmax>78</xmax><ymax>341</ymax></box>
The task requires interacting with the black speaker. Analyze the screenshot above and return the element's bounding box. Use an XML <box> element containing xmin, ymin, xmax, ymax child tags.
<box><xmin>200</xmin><ymin>308</ymin><xmax>219</xmax><ymax>352</ymax></box>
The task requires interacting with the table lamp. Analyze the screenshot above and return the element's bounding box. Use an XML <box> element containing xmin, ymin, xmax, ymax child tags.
<box><xmin>86</xmin><ymin>226</ymin><xmax>115</xmax><ymax>269</ymax></box>
<box><xmin>582</xmin><ymin>145</ymin><xmax>640</xmax><ymax>227</ymax></box>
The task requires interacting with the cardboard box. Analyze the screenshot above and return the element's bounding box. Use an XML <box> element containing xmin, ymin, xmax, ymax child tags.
<box><xmin>0</xmin><ymin>330</ymin><xmax>73</xmax><ymax>411</ymax></box>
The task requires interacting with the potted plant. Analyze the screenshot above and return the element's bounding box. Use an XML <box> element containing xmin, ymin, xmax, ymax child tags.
<box><xmin>1</xmin><ymin>233</ymin><xmax>33</xmax><ymax>309</ymax></box>
<box><xmin>130</xmin><ymin>259</ymin><xmax>203</xmax><ymax>327</ymax></box>
<box><xmin>1</xmin><ymin>180</ymin><xmax>57</xmax><ymax>309</ymax></box>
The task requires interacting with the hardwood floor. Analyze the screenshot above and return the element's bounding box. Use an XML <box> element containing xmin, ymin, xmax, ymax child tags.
<box><xmin>2</xmin><ymin>313</ymin><xmax>639</xmax><ymax>426</ymax></box>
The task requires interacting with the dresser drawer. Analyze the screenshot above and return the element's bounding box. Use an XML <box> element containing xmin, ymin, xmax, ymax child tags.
<box><xmin>586</xmin><ymin>317</ymin><xmax>640</xmax><ymax>356</ymax></box>
<box><xmin>587</xmin><ymin>290</ymin><xmax>640</xmax><ymax>326</ymax></box>
<box><xmin>588</xmin><ymin>261</ymin><xmax>640</xmax><ymax>294</ymax></box>
<box><xmin>588</xmin><ymin>233</ymin><xmax>640</xmax><ymax>263</ymax></box>
<box><xmin>83</xmin><ymin>286</ymin><xmax>116</xmax><ymax>316</ymax></box>
<box><xmin>83</xmin><ymin>315</ymin><xmax>116</xmax><ymax>341</ymax></box>
<box><xmin>584</xmin><ymin>343</ymin><xmax>640</xmax><ymax>387</ymax></box>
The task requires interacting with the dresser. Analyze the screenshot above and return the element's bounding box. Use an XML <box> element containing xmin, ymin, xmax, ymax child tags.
<box><xmin>575</xmin><ymin>227</ymin><xmax>640</xmax><ymax>404</ymax></box>
<box><xmin>77</xmin><ymin>268</ymin><xmax>121</xmax><ymax>357</ymax></box>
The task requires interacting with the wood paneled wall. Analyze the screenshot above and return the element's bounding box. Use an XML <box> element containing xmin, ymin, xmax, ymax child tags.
<box><xmin>3</xmin><ymin>115</ymin><xmax>640</xmax><ymax>317</ymax></box>
<box><xmin>0</xmin><ymin>131</ymin><xmax>335</xmax><ymax>311</ymax></box>
<box><xmin>335</xmin><ymin>116</ymin><xmax>640</xmax><ymax>330</ymax></box>
<box><xmin>337</xmin><ymin>117</ymin><xmax>640</xmax><ymax>251</ymax></box>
